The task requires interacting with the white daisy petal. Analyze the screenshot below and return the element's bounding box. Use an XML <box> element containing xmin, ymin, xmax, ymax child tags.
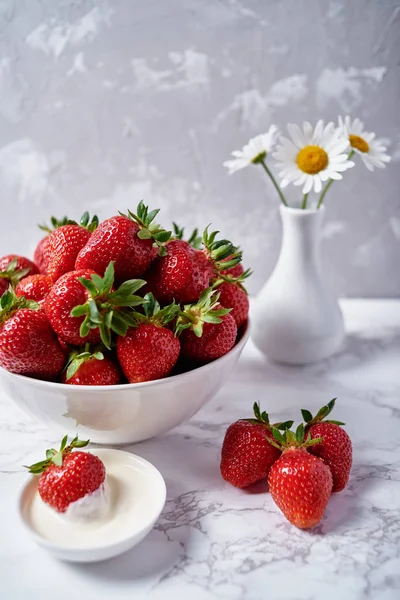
<box><xmin>327</xmin><ymin>171</ymin><xmax>343</xmax><ymax>180</ymax></box>
<box><xmin>303</xmin><ymin>175</ymin><xmax>314</xmax><ymax>194</ymax></box>
<box><xmin>287</xmin><ymin>124</ymin><xmax>306</xmax><ymax>149</ymax></box>
<box><xmin>313</xmin><ymin>174</ymin><xmax>322</xmax><ymax>193</ymax></box>
<box><xmin>313</xmin><ymin>120</ymin><xmax>325</xmax><ymax>144</ymax></box>
<box><xmin>303</xmin><ymin>122</ymin><xmax>313</xmax><ymax>141</ymax></box>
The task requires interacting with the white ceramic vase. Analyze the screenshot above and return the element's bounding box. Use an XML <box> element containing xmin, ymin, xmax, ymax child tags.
<box><xmin>251</xmin><ymin>205</ymin><xmax>344</xmax><ymax>365</ymax></box>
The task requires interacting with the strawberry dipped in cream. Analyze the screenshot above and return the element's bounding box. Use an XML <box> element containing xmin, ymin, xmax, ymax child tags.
<box><xmin>26</xmin><ymin>436</ymin><xmax>109</xmax><ymax>522</ymax></box>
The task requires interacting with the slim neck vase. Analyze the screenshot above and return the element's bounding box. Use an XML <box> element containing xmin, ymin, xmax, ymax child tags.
<box><xmin>251</xmin><ymin>205</ymin><xmax>344</xmax><ymax>365</ymax></box>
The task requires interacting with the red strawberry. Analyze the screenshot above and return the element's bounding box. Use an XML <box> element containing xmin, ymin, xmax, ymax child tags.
<box><xmin>177</xmin><ymin>288</ymin><xmax>238</xmax><ymax>363</ymax></box>
<box><xmin>117</xmin><ymin>293</ymin><xmax>180</xmax><ymax>382</ymax></box>
<box><xmin>220</xmin><ymin>403</ymin><xmax>291</xmax><ymax>488</ymax></box>
<box><xmin>62</xmin><ymin>347</ymin><xmax>122</xmax><ymax>385</ymax></box>
<box><xmin>0</xmin><ymin>290</ymin><xmax>65</xmax><ymax>379</ymax></box>
<box><xmin>44</xmin><ymin>262</ymin><xmax>145</xmax><ymax>347</ymax></box>
<box><xmin>0</xmin><ymin>279</ymin><xmax>8</xmax><ymax>297</ymax></box>
<box><xmin>146</xmin><ymin>227</ymin><xmax>242</xmax><ymax>304</ymax></box>
<box><xmin>268</xmin><ymin>425</ymin><xmax>333</xmax><ymax>529</ymax></box>
<box><xmin>216</xmin><ymin>282</ymin><xmax>249</xmax><ymax>328</ymax></box>
<box><xmin>34</xmin><ymin>215</ymin><xmax>74</xmax><ymax>274</ymax></box>
<box><xmin>43</xmin><ymin>213</ymin><xmax>98</xmax><ymax>281</ymax></box>
<box><xmin>0</xmin><ymin>255</ymin><xmax>39</xmax><ymax>296</ymax></box>
<box><xmin>58</xmin><ymin>337</ymin><xmax>70</xmax><ymax>354</ymax></box>
<box><xmin>75</xmin><ymin>202</ymin><xmax>171</xmax><ymax>284</ymax></box>
<box><xmin>27</xmin><ymin>436</ymin><xmax>106</xmax><ymax>514</ymax></box>
<box><xmin>145</xmin><ymin>239</ymin><xmax>213</xmax><ymax>304</ymax></box>
<box><xmin>34</xmin><ymin>237</ymin><xmax>49</xmax><ymax>274</ymax></box>
<box><xmin>15</xmin><ymin>274</ymin><xmax>53</xmax><ymax>303</ymax></box>
<box><xmin>302</xmin><ymin>399</ymin><xmax>352</xmax><ymax>492</ymax></box>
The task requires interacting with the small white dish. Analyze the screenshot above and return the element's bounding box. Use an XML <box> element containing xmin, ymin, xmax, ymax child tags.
<box><xmin>19</xmin><ymin>448</ymin><xmax>167</xmax><ymax>563</ymax></box>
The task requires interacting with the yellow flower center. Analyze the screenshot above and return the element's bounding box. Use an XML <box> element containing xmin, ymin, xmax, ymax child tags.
<box><xmin>296</xmin><ymin>145</ymin><xmax>328</xmax><ymax>174</ymax></box>
<box><xmin>349</xmin><ymin>134</ymin><xmax>369</xmax><ymax>153</ymax></box>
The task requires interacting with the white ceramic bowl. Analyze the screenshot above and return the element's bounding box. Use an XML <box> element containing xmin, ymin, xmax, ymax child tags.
<box><xmin>19</xmin><ymin>448</ymin><xmax>166</xmax><ymax>563</ymax></box>
<box><xmin>0</xmin><ymin>322</ymin><xmax>249</xmax><ymax>444</ymax></box>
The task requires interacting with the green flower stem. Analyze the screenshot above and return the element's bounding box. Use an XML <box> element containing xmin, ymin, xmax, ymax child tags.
<box><xmin>317</xmin><ymin>149</ymin><xmax>355</xmax><ymax>209</ymax></box>
<box><xmin>301</xmin><ymin>193</ymin><xmax>308</xmax><ymax>209</ymax></box>
<box><xmin>260</xmin><ymin>159</ymin><xmax>288</xmax><ymax>207</ymax></box>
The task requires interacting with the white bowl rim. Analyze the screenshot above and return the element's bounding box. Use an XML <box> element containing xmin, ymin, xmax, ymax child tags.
<box><xmin>0</xmin><ymin>319</ymin><xmax>250</xmax><ymax>393</ymax></box>
<box><xmin>18</xmin><ymin>448</ymin><xmax>167</xmax><ymax>555</ymax></box>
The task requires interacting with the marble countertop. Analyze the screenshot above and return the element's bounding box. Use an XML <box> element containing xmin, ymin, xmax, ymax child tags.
<box><xmin>1</xmin><ymin>299</ymin><xmax>399</xmax><ymax>600</ymax></box>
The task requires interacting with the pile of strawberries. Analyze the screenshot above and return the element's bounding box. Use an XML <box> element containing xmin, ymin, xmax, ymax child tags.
<box><xmin>220</xmin><ymin>398</ymin><xmax>352</xmax><ymax>529</ymax></box>
<box><xmin>0</xmin><ymin>202</ymin><xmax>250</xmax><ymax>385</ymax></box>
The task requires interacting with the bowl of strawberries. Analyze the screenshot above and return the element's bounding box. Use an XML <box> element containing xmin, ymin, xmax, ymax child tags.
<box><xmin>0</xmin><ymin>203</ymin><xmax>250</xmax><ymax>444</ymax></box>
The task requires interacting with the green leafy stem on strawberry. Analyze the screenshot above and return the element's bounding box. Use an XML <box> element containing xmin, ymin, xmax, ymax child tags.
<box><xmin>0</xmin><ymin>258</ymin><xmax>32</xmax><ymax>288</ymax></box>
<box><xmin>39</xmin><ymin>211</ymin><xmax>99</xmax><ymax>234</ymax></box>
<box><xmin>269</xmin><ymin>423</ymin><xmax>324</xmax><ymax>451</ymax></box>
<box><xmin>212</xmin><ymin>267</ymin><xmax>253</xmax><ymax>293</ymax></box>
<box><xmin>172</xmin><ymin>222</ymin><xmax>202</xmax><ymax>249</ymax></box>
<box><xmin>64</xmin><ymin>343</ymin><xmax>105</xmax><ymax>381</ymax></box>
<box><xmin>70</xmin><ymin>261</ymin><xmax>146</xmax><ymax>349</ymax></box>
<box><xmin>175</xmin><ymin>287</ymin><xmax>231</xmax><ymax>337</ymax></box>
<box><xmin>120</xmin><ymin>200</ymin><xmax>172</xmax><ymax>256</ymax></box>
<box><xmin>25</xmin><ymin>435</ymin><xmax>90</xmax><ymax>473</ymax></box>
<box><xmin>133</xmin><ymin>292</ymin><xmax>180</xmax><ymax>327</ymax></box>
<box><xmin>202</xmin><ymin>226</ymin><xmax>242</xmax><ymax>273</ymax></box>
<box><xmin>301</xmin><ymin>398</ymin><xmax>345</xmax><ymax>431</ymax></box>
<box><xmin>0</xmin><ymin>287</ymin><xmax>40</xmax><ymax>325</ymax></box>
<box><xmin>248</xmin><ymin>402</ymin><xmax>294</xmax><ymax>432</ymax></box>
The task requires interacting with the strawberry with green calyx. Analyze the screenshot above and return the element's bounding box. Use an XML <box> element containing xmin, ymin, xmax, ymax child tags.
<box><xmin>172</xmin><ymin>222</ymin><xmax>202</xmax><ymax>249</ymax></box>
<box><xmin>26</xmin><ymin>435</ymin><xmax>106</xmax><ymax>515</ymax></box>
<box><xmin>144</xmin><ymin>227</ymin><xmax>242</xmax><ymax>305</ymax></box>
<box><xmin>76</xmin><ymin>201</ymin><xmax>171</xmax><ymax>283</ymax></box>
<box><xmin>45</xmin><ymin>261</ymin><xmax>145</xmax><ymax>348</ymax></box>
<box><xmin>0</xmin><ymin>288</ymin><xmax>65</xmax><ymax>379</ymax></box>
<box><xmin>176</xmin><ymin>287</ymin><xmax>232</xmax><ymax>337</ymax></box>
<box><xmin>62</xmin><ymin>343</ymin><xmax>122</xmax><ymax>386</ymax></box>
<box><xmin>176</xmin><ymin>288</ymin><xmax>237</xmax><ymax>362</ymax></box>
<box><xmin>201</xmin><ymin>226</ymin><xmax>242</xmax><ymax>275</ymax></box>
<box><xmin>220</xmin><ymin>402</ymin><xmax>294</xmax><ymax>488</ymax></box>
<box><xmin>0</xmin><ymin>257</ymin><xmax>34</xmax><ymax>296</ymax></box>
<box><xmin>122</xmin><ymin>201</ymin><xmax>172</xmax><ymax>256</ymax></box>
<box><xmin>301</xmin><ymin>398</ymin><xmax>352</xmax><ymax>493</ymax></box>
<box><xmin>212</xmin><ymin>268</ymin><xmax>252</xmax><ymax>328</ymax></box>
<box><xmin>42</xmin><ymin>211</ymin><xmax>99</xmax><ymax>281</ymax></box>
<box><xmin>27</xmin><ymin>435</ymin><xmax>90</xmax><ymax>473</ymax></box>
<box><xmin>117</xmin><ymin>293</ymin><xmax>181</xmax><ymax>383</ymax></box>
<box><xmin>267</xmin><ymin>424</ymin><xmax>333</xmax><ymax>529</ymax></box>
<box><xmin>35</xmin><ymin>215</ymin><xmax>79</xmax><ymax>273</ymax></box>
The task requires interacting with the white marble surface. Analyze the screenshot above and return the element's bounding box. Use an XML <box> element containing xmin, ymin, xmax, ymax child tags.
<box><xmin>1</xmin><ymin>299</ymin><xmax>400</xmax><ymax>600</ymax></box>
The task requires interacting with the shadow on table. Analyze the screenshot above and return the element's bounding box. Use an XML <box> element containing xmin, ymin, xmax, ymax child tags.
<box><xmin>70</xmin><ymin>506</ymin><xmax>190</xmax><ymax>582</ymax></box>
<box><xmin>306</xmin><ymin>461</ymin><xmax>384</xmax><ymax>535</ymax></box>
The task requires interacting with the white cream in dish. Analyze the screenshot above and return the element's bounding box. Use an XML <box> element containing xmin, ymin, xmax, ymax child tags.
<box><xmin>19</xmin><ymin>449</ymin><xmax>167</xmax><ymax>561</ymax></box>
<box><xmin>62</xmin><ymin>480</ymin><xmax>110</xmax><ymax>522</ymax></box>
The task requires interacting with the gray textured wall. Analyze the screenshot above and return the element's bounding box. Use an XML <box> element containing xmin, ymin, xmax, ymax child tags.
<box><xmin>0</xmin><ymin>0</ymin><xmax>399</xmax><ymax>297</ymax></box>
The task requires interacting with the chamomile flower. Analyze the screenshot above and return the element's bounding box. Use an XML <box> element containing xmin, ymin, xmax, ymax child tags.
<box><xmin>223</xmin><ymin>125</ymin><xmax>279</xmax><ymax>174</ymax></box>
<box><xmin>272</xmin><ymin>121</ymin><xmax>355</xmax><ymax>194</ymax></box>
<box><xmin>338</xmin><ymin>116</ymin><xmax>391</xmax><ymax>172</ymax></box>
